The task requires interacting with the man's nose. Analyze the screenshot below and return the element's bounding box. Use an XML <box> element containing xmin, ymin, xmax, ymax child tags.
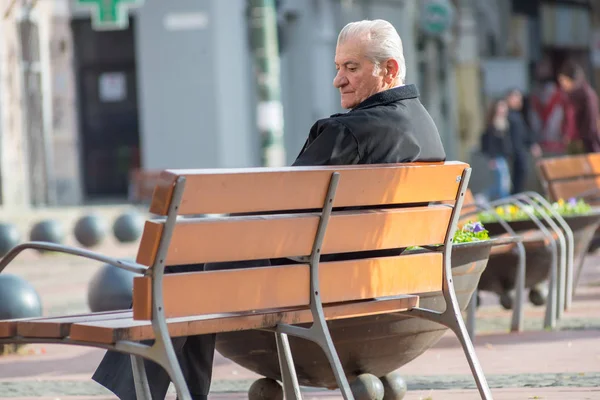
<box><xmin>333</xmin><ymin>72</ymin><xmax>348</xmax><ymax>88</ymax></box>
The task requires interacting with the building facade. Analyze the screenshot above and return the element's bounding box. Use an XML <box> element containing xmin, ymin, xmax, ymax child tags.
<box><xmin>1</xmin><ymin>0</ymin><xmax>437</xmax><ymax>207</ymax></box>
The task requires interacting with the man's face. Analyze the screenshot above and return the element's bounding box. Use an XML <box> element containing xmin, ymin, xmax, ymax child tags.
<box><xmin>333</xmin><ymin>37</ymin><xmax>386</xmax><ymax>109</ymax></box>
<box><xmin>558</xmin><ymin>74</ymin><xmax>575</xmax><ymax>92</ymax></box>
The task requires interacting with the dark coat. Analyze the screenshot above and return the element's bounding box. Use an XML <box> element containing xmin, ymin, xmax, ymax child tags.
<box><xmin>292</xmin><ymin>84</ymin><xmax>446</xmax><ymax>166</ymax></box>
<box><xmin>481</xmin><ymin>125</ymin><xmax>511</xmax><ymax>159</ymax></box>
<box><xmin>508</xmin><ymin>109</ymin><xmax>537</xmax><ymax>159</ymax></box>
<box><xmin>567</xmin><ymin>82</ymin><xmax>600</xmax><ymax>153</ymax></box>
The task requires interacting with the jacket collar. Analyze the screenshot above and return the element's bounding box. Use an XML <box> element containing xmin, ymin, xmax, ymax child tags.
<box><xmin>352</xmin><ymin>84</ymin><xmax>419</xmax><ymax>111</ymax></box>
<box><xmin>329</xmin><ymin>84</ymin><xmax>420</xmax><ymax>117</ymax></box>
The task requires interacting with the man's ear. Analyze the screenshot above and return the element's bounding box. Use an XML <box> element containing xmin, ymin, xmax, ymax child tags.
<box><xmin>384</xmin><ymin>59</ymin><xmax>399</xmax><ymax>84</ymax></box>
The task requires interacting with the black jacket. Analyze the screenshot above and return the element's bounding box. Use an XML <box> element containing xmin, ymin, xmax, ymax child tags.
<box><xmin>293</xmin><ymin>84</ymin><xmax>446</xmax><ymax>166</ymax></box>
<box><xmin>481</xmin><ymin>125</ymin><xmax>511</xmax><ymax>158</ymax></box>
<box><xmin>508</xmin><ymin>109</ymin><xmax>537</xmax><ymax>158</ymax></box>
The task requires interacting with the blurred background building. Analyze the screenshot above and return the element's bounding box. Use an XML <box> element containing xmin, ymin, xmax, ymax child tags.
<box><xmin>0</xmin><ymin>0</ymin><xmax>598</xmax><ymax>208</ymax></box>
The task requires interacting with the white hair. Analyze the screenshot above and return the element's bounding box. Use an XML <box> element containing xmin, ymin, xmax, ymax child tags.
<box><xmin>337</xmin><ymin>19</ymin><xmax>407</xmax><ymax>84</ymax></box>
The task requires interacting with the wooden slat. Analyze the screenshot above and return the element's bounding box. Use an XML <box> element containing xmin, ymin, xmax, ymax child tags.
<box><xmin>136</xmin><ymin>206</ymin><xmax>452</xmax><ymax>266</ymax></box>
<box><xmin>132</xmin><ymin>253</ymin><xmax>442</xmax><ymax>320</ymax></box>
<box><xmin>538</xmin><ymin>154</ymin><xmax>600</xmax><ymax>181</ymax></box>
<box><xmin>149</xmin><ymin>162</ymin><xmax>467</xmax><ymax>215</ymax></box>
<box><xmin>16</xmin><ymin>311</ymin><xmax>132</xmax><ymax>339</ymax></box>
<box><xmin>548</xmin><ymin>177</ymin><xmax>600</xmax><ymax>202</ymax></box>
<box><xmin>0</xmin><ymin>317</ymin><xmax>34</xmax><ymax>338</ymax></box>
<box><xmin>0</xmin><ymin>311</ymin><xmax>130</xmax><ymax>338</ymax></box>
<box><xmin>538</xmin><ymin>154</ymin><xmax>588</xmax><ymax>180</ymax></box>
<box><xmin>70</xmin><ymin>295</ymin><xmax>419</xmax><ymax>344</ymax></box>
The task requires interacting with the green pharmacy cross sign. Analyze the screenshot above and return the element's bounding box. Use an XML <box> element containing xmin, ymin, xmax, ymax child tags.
<box><xmin>76</xmin><ymin>0</ymin><xmax>145</xmax><ymax>31</ymax></box>
<box><xmin>420</xmin><ymin>0</ymin><xmax>454</xmax><ymax>37</ymax></box>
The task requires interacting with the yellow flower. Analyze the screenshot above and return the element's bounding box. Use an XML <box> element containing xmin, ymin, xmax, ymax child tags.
<box><xmin>558</xmin><ymin>199</ymin><xmax>565</xmax><ymax>207</ymax></box>
<box><xmin>495</xmin><ymin>206</ymin><xmax>504</xmax><ymax>216</ymax></box>
<box><xmin>508</xmin><ymin>205</ymin><xmax>519</xmax><ymax>215</ymax></box>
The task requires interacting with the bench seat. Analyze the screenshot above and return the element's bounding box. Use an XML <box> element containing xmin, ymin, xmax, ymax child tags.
<box><xmin>1</xmin><ymin>296</ymin><xmax>418</xmax><ymax>344</ymax></box>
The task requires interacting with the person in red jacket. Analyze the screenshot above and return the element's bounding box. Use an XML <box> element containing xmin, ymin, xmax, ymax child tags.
<box><xmin>557</xmin><ymin>60</ymin><xmax>600</xmax><ymax>154</ymax></box>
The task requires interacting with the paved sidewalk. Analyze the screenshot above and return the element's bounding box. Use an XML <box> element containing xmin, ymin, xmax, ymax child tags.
<box><xmin>0</xmin><ymin>216</ymin><xmax>599</xmax><ymax>399</ymax></box>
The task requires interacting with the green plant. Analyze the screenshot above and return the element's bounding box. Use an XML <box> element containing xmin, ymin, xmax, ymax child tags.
<box><xmin>406</xmin><ymin>221</ymin><xmax>490</xmax><ymax>252</ymax></box>
<box><xmin>478</xmin><ymin>198</ymin><xmax>592</xmax><ymax>223</ymax></box>
<box><xmin>454</xmin><ymin>221</ymin><xmax>490</xmax><ymax>243</ymax></box>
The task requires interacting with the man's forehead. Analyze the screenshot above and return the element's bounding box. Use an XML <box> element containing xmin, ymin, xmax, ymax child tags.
<box><xmin>334</xmin><ymin>39</ymin><xmax>367</xmax><ymax>64</ymax></box>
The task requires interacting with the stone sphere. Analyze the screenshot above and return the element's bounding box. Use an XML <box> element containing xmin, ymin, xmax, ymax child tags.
<box><xmin>0</xmin><ymin>274</ymin><xmax>42</xmax><ymax>320</ymax></box>
<box><xmin>248</xmin><ymin>378</ymin><xmax>283</xmax><ymax>400</ymax></box>
<box><xmin>0</xmin><ymin>223</ymin><xmax>20</xmax><ymax>257</ymax></box>
<box><xmin>381</xmin><ymin>372</ymin><xmax>408</xmax><ymax>400</ymax></box>
<box><xmin>112</xmin><ymin>211</ymin><xmax>144</xmax><ymax>243</ymax></box>
<box><xmin>350</xmin><ymin>374</ymin><xmax>384</xmax><ymax>400</ymax></box>
<box><xmin>29</xmin><ymin>219</ymin><xmax>65</xmax><ymax>245</ymax></box>
<box><xmin>74</xmin><ymin>214</ymin><xmax>108</xmax><ymax>248</ymax></box>
<box><xmin>87</xmin><ymin>263</ymin><xmax>137</xmax><ymax>312</ymax></box>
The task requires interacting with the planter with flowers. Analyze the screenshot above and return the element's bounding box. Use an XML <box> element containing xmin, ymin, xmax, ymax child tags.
<box><xmin>476</xmin><ymin>197</ymin><xmax>600</xmax><ymax>259</ymax></box>
<box><xmin>476</xmin><ymin>197</ymin><xmax>600</xmax><ymax>309</ymax></box>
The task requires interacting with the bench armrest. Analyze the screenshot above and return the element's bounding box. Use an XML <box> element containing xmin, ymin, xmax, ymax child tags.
<box><xmin>0</xmin><ymin>242</ymin><xmax>148</xmax><ymax>275</ymax></box>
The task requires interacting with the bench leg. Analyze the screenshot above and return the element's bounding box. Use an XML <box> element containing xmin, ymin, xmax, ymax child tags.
<box><xmin>278</xmin><ymin>319</ymin><xmax>354</xmax><ymax>400</ymax></box>
<box><xmin>410</xmin><ymin>282</ymin><xmax>493</xmax><ymax>399</ymax></box>
<box><xmin>275</xmin><ymin>332</ymin><xmax>303</xmax><ymax>400</ymax></box>
<box><xmin>450</xmin><ymin>311</ymin><xmax>493</xmax><ymax>400</ymax></box>
<box><xmin>510</xmin><ymin>242</ymin><xmax>526</xmax><ymax>333</ymax></box>
<box><xmin>411</xmin><ymin>304</ymin><xmax>492</xmax><ymax>399</ymax></box>
<box><xmin>543</xmin><ymin>240</ymin><xmax>558</xmax><ymax>330</ymax></box>
<box><xmin>131</xmin><ymin>355</ymin><xmax>152</xmax><ymax>399</ymax></box>
<box><xmin>573</xmin><ymin>252</ymin><xmax>587</xmax><ymax>297</ymax></box>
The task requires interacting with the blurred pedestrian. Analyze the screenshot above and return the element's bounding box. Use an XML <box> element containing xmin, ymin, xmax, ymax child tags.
<box><xmin>506</xmin><ymin>89</ymin><xmax>541</xmax><ymax>194</ymax></box>
<box><xmin>557</xmin><ymin>60</ymin><xmax>600</xmax><ymax>154</ymax></box>
<box><xmin>481</xmin><ymin>98</ymin><xmax>512</xmax><ymax>200</ymax></box>
<box><xmin>529</xmin><ymin>58</ymin><xmax>569</xmax><ymax>157</ymax></box>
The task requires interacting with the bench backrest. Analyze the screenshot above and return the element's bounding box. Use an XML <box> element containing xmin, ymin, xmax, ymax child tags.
<box><xmin>537</xmin><ymin>154</ymin><xmax>600</xmax><ymax>201</ymax></box>
<box><xmin>132</xmin><ymin>162</ymin><xmax>470</xmax><ymax>321</ymax></box>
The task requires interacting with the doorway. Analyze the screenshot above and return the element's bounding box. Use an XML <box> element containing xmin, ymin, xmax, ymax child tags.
<box><xmin>71</xmin><ymin>18</ymin><xmax>140</xmax><ymax>200</ymax></box>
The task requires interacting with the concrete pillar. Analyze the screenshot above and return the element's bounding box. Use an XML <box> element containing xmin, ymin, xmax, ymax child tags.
<box><xmin>455</xmin><ymin>0</ymin><xmax>483</xmax><ymax>162</ymax></box>
<box><xmin>40</xmin><ymin>0</ymin><xmax>83</xmax><ymax>205</ymax></box>
<box><xmin>0</xmin><ymin>2</ymin><xmax>31</xmax><ymax>208</ymax></box>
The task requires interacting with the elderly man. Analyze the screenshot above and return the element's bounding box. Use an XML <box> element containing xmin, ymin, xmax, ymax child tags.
<box><xmin>92</xmin><ymin>19</ymin><xmax>446</xmax><ymax>400</ymax></box>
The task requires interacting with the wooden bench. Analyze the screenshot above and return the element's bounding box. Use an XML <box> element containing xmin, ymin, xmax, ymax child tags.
<box><xmin>537</xmin><ymin>153</ymin><xmax>600</xmax><ymax>204</ymax></box>
<box><xmin>0</xmin><ymin>162</ymin><xmax>492</xmax><ymax>400</ymax></box>
<box><xmin>537</xmin><ymin>153</ymin><xmax>600</xmax><ymax>295</ymax></box>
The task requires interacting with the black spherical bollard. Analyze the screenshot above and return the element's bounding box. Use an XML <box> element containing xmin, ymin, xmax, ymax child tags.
<box><xmin>248</xmin><ymin>378</ymin><xmax>283</xmax><ymax>400</ymax></box>
<box><xmin>0</xmin><ymin>274</ymin><xmax>42</xmax><ymax>320</ymax></box>
<box><xmin>74</xmin><ymin>214</ymin><xmax>108</xmax><ymax>248</ymax></box>
<box><xmin>350</xmin><ymin>374</ymin><xmax>384</xmax><ymax>400</ymax></box>
<box><xmin>112</xmin><ymin>211</ymin><xmax>144</xmax><ymax>243</ymax></box>
<box><xmin>529</xmin><ymin>285</ymin><xmax>548</xmax><ymax>306</ymax></box>
<box><xmin>0</xmin><ymin>223</ymin><xmax>20</xmax><ymax>257</ymax></box>
<box><xmin>87</xmin><ymin>263</ymin><xmax>137</xmax><ymax>312</ymax></box>
<box><xmin>29</xmin><ymin>219</ymin><xmax>65</xmax><ymax>245</ymax></box>
<box><xmin>499</xmin><ymin>291</ymin><xmax>514</xmax><ymax>310</ymax></box>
